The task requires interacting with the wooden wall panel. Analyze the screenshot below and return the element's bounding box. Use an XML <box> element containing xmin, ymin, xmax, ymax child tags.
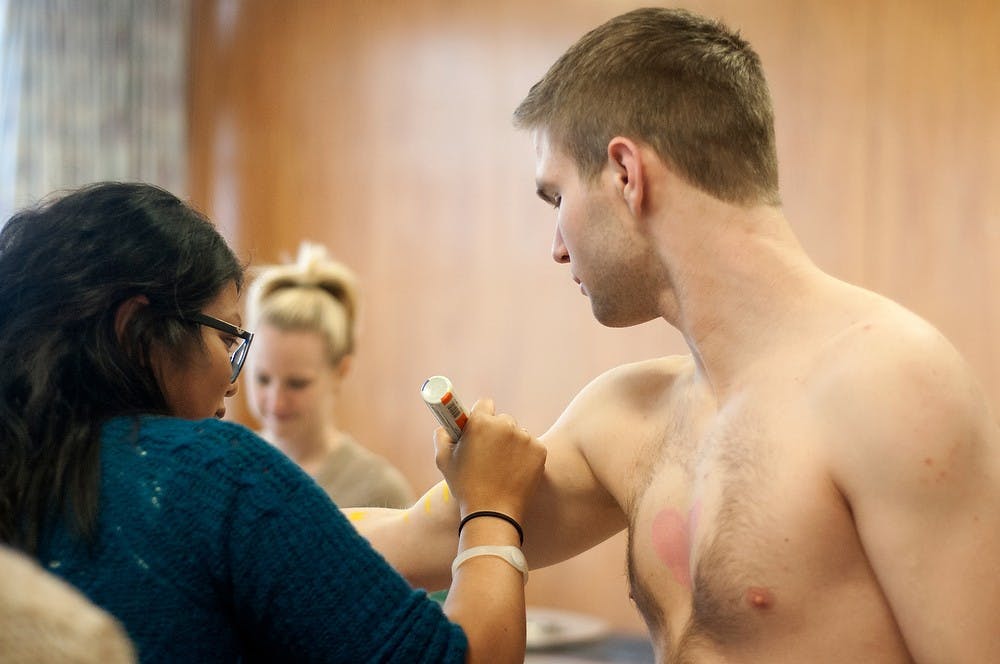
<box><xmin>188</xmin><ymin>0</ymin><xmax>1000</xmax><ymax>634</ymax></box>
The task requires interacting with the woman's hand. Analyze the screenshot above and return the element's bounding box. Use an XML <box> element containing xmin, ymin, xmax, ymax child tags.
<box><xmin>434</xmin><ymin>398</ymin><xmax>546</xmax><ymax>523</ymax></box>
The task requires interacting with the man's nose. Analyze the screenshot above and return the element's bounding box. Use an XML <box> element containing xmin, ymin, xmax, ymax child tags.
<box><xmin>551</xmin><ymin>225</ymin><xmax>569</xmax><ymax>264</ymax></box>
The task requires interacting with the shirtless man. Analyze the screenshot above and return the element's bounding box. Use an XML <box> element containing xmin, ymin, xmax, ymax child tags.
<box><xmin>353</xmin><ymin>8</ymin><xmax>1000</xmax><ymax>662</ymax></box>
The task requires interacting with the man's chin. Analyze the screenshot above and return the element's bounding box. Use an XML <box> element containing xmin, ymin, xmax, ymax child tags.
<box><xmin>591</xmin><ymin>303</ymin><xmax>655</xmax><ymax>329</ymax></box>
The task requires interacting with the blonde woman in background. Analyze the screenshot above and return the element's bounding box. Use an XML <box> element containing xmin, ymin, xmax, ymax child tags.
<box><xmin>246</xmin><ymin>242</ymin><xmax>415</xmax><ymax>508</ymax></box>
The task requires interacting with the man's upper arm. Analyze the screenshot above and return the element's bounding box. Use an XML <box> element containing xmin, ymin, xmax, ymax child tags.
<box><xmin>522</xmin><ymin>408</ymin><xmax>628</xmax><ymax>568</ymax></box>
<box><xmin>523</xmin><ymin>359</ymin><xmax>685</xmax><ymax>566</ymax></box>
<box><xmin>347</xmin><ymin>366</ymin><xmax>635</xmax><ymax>586</ymax></box>
<box><xmin>829</xmin><ymin>335</ymin><xmax>1000</xmax><ymax>662</ymax></box>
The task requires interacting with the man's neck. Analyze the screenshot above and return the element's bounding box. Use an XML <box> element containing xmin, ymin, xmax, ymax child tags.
<box><xmin>653</xmin><ymin>201</ymin><xmax>825</xmax><ymax>400</ymax></box>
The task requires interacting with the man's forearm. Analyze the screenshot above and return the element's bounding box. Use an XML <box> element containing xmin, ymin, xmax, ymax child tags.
<box><xmin>345</xmin><ymin>481</ymin><xmax>460</xmax><ymax>590</ymax></box>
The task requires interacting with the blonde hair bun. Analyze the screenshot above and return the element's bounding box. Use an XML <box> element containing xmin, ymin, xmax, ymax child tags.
<box><xmin>246</xmin><ymin>242</ymin><xmax>360</xmax><ymax>364</ymax></box>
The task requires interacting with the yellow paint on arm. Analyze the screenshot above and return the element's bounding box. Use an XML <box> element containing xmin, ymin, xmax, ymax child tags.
<box><xmin>424</xmin><ymin>482</ymin><xmax>451</xmax><ymax>514</ymax></box>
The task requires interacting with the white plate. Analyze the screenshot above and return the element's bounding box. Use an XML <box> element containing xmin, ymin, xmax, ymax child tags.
<box><xmin>525</xmin><ymin>606</ymin><xmax>611</xmax><ymax>650</ymax></box>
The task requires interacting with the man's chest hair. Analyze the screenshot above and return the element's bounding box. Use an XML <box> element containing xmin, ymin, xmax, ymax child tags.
<box><xmin>623</xmin><ymin>401</ymin><xmax>847</xmax><ymax>645</ymax></box>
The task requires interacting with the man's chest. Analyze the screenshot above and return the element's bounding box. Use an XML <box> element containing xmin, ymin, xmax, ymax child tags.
<box><xmin>620</xmin><ymin>396</ymin><xmax>861</xmax><ymax>646</ymax></box>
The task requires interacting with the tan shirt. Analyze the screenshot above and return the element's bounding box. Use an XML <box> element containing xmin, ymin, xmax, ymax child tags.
<box><xmin>312</xmin><ymin>435</ymin><xmax>416</xmax><ymax>508</ymax></box>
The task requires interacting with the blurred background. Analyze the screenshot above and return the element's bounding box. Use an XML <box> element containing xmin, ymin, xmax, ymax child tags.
<box><xmin>2</xmin><ymin>0</ymin><xmax>998</xmax><ymax>634</ymax></box>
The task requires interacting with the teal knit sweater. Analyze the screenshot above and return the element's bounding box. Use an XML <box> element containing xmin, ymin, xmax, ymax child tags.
<box><xmin>37</xmin><ymin>416</ymin><xmax>467</xmax><ymax>662</ymax></box>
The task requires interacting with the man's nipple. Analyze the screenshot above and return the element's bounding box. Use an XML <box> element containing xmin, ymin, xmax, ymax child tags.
<box><xmin>745</xmin><ymin>586</ymin><xmax>774</xmax><ymax>610</ymax></box>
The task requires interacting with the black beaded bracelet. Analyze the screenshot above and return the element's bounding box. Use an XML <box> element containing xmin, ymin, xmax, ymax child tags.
<box><xmin>458</xmin><ymin>510</ymin><xmax>524</xmax><ymax>546</ymax></box>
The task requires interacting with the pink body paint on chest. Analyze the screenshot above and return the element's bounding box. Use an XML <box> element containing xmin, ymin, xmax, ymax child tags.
<box><xmin>651</xmin><ymin>501</ymin><xmax>702</xmax><ymax>588</ymax></box>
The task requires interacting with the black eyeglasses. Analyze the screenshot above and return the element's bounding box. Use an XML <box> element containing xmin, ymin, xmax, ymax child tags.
<box><xmin>187</xmin><ymin>313</ymin><xmax>254</xmax><ymax>383</ymax></box>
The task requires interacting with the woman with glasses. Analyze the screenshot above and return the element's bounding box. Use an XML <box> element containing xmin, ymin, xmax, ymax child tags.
<box><xmin>245</xmin><ymin>242</ymin><xmax>415</xmax><ymax>509</ymax></box>
<box><xmin>0</xmin><ymin>182</ymin><xmax>545</xmax><ymax>663</ymax></box>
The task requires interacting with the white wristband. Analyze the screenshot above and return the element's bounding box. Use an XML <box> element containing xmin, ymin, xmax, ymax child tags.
<box><xmin>452</xmin><ymin>545</ymin><xmax>529</xmax><ymax>585</ymax></box>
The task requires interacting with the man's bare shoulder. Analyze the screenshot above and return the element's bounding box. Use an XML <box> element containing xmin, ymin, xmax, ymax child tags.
<box><xmin>805</xmin><ymin>295</ymin><xmax>1000</xmax><ymax>661</ymax></box>
<box><xmin>531</xmin><ymin>355</ymin><xmax>697</xmax><ymax>537</ymax></box>
<box><xmin>595</xmin><ymin>354</ymin><xmax>695</xmax><ymax>393</ymax></box>
<box><xmin>817</xmin><ymin>299</ymin><xmax>985</xmax><ymax>414</ymax></box>
<box><xmin>549</xmin><ymin>354</ymin><xmax>695</xmax><ymax>430</ymax></box>
<box><xmin>540</xmin><ymin>354</ymin><xmax>696</xmax><ymax>482</ymax></box>
<box><xmin>811</xmin><ymin>297</ymin><xmax>999</xmax><ymax>491</ymax></box>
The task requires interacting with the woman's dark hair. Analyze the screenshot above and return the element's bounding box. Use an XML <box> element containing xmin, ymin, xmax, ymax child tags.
<box><xmin>0</xmin><ymin>182</ymin><xmax>244</xmax><ymax>552</ymax></box>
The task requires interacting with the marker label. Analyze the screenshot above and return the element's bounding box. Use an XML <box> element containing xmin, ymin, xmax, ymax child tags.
<box><xmin>421</xmin><ymin>375</ymin><xmax>468</xmax><ymax>441</ymax></box>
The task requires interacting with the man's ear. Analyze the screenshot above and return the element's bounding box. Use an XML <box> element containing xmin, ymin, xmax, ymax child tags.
<box><xmin>608</xmin><ymin>137</ymin><xmax>645</xmax><ymax>217</ymax></box>
<box><xmin>114</xmin><ymin>295</ymin><xmax>150</xmax><ymax>343</ymax></box>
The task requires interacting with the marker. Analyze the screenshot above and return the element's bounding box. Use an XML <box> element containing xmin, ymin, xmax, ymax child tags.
<box><xmin>421</xmin><ymin>375</ymin><xmax>469</xmax><ymax>441</ymax></box>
